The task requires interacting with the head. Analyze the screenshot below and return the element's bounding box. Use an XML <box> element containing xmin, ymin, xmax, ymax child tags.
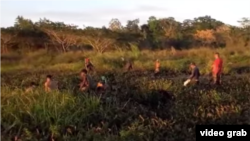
<box><xmin>46</xmin><ymin>75</ymin><xmax>52</xmax><ymax>82</ymax></box>
<box><xmin>214</xmin><ymin>52</ymin><xmax>220</xmax><ymax>59</ymax></box>
<box><xmin>30</xmin><ymin>82</ymin><xmax>37</xmax><ymax>88</ymax></box>
<box><xmin>190</xmin><ymin>62</ymin><xmax>196</xmax><ymax>69</ymax></box>
<box><xmin>156</xmin><ymin>59</ymin><xmax>159</xmax><ymax>62</ymax></box>
<box><xmin>80</xmin><ymin>69</ymin><xmax>87</xmax><ymax>77</ymax></box>
<box><xmin>85</xmin><ymin>58</ymin><xmax>90</xmax><ymax>63</ymax></box>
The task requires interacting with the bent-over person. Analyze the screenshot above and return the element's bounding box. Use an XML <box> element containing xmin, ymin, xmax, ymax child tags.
<box><xmin>96</xmin><ymin>76</ymin><xmax>108</xmax><ymax>92</ymax></box>
<box><xmin>184</xmin><ymin>62</ymin><xmax>200</xmax><ymax>86</ymax></box>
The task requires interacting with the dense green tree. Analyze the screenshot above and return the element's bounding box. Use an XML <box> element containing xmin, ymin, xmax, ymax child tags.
<box><xmin>1</xmin><ymin>15</ymin><xmax>249</xmax><ymax>53</ymax></box>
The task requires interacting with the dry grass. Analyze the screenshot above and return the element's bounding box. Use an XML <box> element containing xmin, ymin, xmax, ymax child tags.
<box><xmin>1</xmin><ymin>45</ymin><xmax>250</xmax><ymax>74</ymax></box>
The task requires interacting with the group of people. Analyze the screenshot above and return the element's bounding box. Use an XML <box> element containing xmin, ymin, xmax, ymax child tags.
<box><xmin>183</xmin><ymin>52</ymin><xmax>223</xmax><ymax>86</ymax></box>
<box><xmin>25</xmin><ymin>52</ymin><xmax>223</xmax><ymax>93</ymax></box>
<box><xmin>25</xmin><ymin>58</ymin><xmax>107</xmax><ymax>93</ymax></box>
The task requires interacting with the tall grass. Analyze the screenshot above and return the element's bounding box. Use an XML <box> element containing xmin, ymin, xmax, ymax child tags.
<box><xmin>1</xmin><ymin>72</ymin><xmax>250</xmax><ymax>140</ymax></box>
<box><xmin>1</xmin><ymin>45</ymin><xmax>250</xmax><ymax>140</ymax></box>
<box><xmin>1</xmin><ymin>46</ymin><xmax>249</xmax><ymax>74</ymax></box>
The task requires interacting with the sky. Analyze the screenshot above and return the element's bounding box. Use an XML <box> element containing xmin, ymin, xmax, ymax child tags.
<box><xmin>1</xmin><ymin>0</ymin><xmax>250</xmax><ymax>28</ymax></box>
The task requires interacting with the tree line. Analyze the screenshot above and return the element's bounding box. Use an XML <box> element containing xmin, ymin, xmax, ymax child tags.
<box><xmin>1</xmin><ymin>15</ymin><xmax>250</xmax><ymax>53</ymax></box>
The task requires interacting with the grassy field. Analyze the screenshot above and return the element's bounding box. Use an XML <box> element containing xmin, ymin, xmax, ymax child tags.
<box><xmin>1</xmin><ymin>46</ymin><xmax>250</xmax><ymax>141</ymax></box>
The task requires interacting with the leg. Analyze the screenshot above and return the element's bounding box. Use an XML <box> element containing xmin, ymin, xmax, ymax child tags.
<box><xmin>127</xmin><ymin>66</ymin><xmax>132</xmax><ymax>72</ymax></box>
<box><xmin>217</xmin><ymin>74</ymin><xmax>221</xmax><ymax>85</ymax></box>
<box><xmin>213</xmin><ymin>73</ymin><xmax>221</xmax><ymax>85</ymax></box>
<box><xmin>195</xmin><ymin>80</ymin><xmax>199</xmax><ymax>85</ymax></box>
<box><xmin>154</xmin><ymin>72</ymin><xmax>159</xmax><ymax>78</ymax></box>
<box><xmin>190</xmin><ymin>79</ymin><xmax>199</xmax><ymax>86</ymax></box>
<box><xmin>212</xmin><ymin>73</ymin><xmax>217</xmax><ymax>85</ymax></box>
<box><xmin>80</xmin><ymin>87</ymin><xmax>87</xmax><ymax>91</ymax></box>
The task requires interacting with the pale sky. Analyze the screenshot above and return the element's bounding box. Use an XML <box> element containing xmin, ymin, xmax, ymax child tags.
<box><xmin>0</xmin><ymin>0</ymin><xmax>250</xmax><ymax>28</ymax></box>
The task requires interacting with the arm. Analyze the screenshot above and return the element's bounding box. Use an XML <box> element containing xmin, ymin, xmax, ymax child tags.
<box><xmin>211</xmin><ymin>60</ymin><xmax>216</xmax><ymax>70</ymax></box>
<box><xmin>80</xmin><ymin>79</ymin><xmax>89</xmax><ymax>88</ymax></box>
<box><xmin>211</xmin><ymin>65</ymin><xmax>215</xmax><ymax>73</ymax></box>
<box><xmin>79</xmin><ymin>81</ymin><xmax>89</xmax><ymax>91</ymax></box>
<box><xmin>79</xmin><ymin>82</ymin><xmax>84</xmax><ymax>90</ymax></box>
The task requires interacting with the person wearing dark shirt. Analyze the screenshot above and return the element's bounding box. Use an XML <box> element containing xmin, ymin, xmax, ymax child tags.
<box><xmin>184</xmin><ymin>62</ymin><xmax>200</xmax><ymax>86</ymax></box>
<box><xmin>85</xmin><ymin>58</ymin><xmax>94</xmax><ymax>72</ymax></box>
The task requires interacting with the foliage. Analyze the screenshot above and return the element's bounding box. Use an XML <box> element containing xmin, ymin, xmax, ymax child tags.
<box><xmin>1</xmin><ymin>16</ymin><xmax>250</xmax><ymax>53</ymax></box>
<box><xmin>1</xmin><ymin>14</ymin><xmax>250</xmax><ymax>141</ymax></box>
<box><xmin>1</xmin><ymin>68</ymin><xmax>250</xmax><ymax>140</ymax></box>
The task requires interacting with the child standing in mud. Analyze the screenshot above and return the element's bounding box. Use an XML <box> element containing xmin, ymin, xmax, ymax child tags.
<box><xmin>79</xmin><ymin>69</ymin><xmax>95</xmax><ymax>91</ymax></box>
<box><xmin>154</xmin><ymin>59</ymin><xmax>160</xmax><ymax>75</ymax></box>
<box><xmin>44</xmin><ymin>75</ymin><xmax>58</xmax><ymax>92</ymax></box>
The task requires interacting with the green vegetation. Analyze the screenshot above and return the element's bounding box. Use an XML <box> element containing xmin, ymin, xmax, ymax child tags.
<box><xmin>1</xmin><ymin>15</ymin><xmax>250</xmax><ymax>140</ymax></box>
<box><xmin>1</xmin><ymin>47</ymin><xmax>250</xmax><ymax>141</ymax></box>
<box><xmin>1</xmin><ymin>16</ymin><xmax>250</xmax><ymax>53</ymax></box>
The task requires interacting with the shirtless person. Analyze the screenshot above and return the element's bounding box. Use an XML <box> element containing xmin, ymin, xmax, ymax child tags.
<box><xmin>79</xmin><ymin>69</ymin><xmax>94</xmax><ymax>91</ymax></box>
<box><xmin>44</xmin><ymin>75</ymin><xmax>58</xmax><ymax>92</ymax></box>
<box><xmin>124</xmin><ymin>59</ymin><xmax>133</xmax><ymax>72</ymax></box>
<box><xmin>154</xmin><ymin>59</ymin><xmax>160</xmax><ymax>75</ymax></box>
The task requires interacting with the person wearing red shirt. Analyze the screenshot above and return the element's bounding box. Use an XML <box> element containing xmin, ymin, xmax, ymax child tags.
<box><xmin>212</xmin><ymin>52</ymin><xmax>223</xmax><ymax>85</ymax></box>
